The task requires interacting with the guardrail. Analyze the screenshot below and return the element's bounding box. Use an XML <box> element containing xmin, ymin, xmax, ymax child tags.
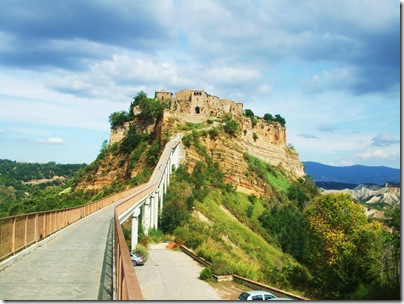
<box><xmin>0</xmin><ymin>186</ymin><xmax>139</xmax><ymax>261</ymax></box>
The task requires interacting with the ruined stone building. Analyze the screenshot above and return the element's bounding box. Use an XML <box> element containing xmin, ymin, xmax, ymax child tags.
<box><xmin>155</xmin><ymin>89</ymin><xmax>244</xmax><ymax>118</ymax></box>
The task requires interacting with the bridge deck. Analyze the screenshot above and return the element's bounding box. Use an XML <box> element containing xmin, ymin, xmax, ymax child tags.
<box><xmin>0</xmin><ymin>198</ymin><xmax>125</xmax><ymax>300</ymax></box>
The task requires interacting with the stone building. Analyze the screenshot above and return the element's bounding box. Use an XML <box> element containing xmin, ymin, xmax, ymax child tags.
<box><xmin>155</xmin><ymin>89</ymin><xmax>244</xmax><ymax>118</ymax></box>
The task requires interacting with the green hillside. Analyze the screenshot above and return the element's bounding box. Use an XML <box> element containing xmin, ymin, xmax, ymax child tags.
<box><xmin>0</xmin><ymin>159</ymin><xmax>86</xmax><ymax>217</ymax></box>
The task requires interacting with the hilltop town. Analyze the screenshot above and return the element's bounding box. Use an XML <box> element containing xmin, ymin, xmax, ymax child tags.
<box><xmin>107</xmin><ymin>89</ymin><xmax>304</xmax><ymax>196</ymax></box>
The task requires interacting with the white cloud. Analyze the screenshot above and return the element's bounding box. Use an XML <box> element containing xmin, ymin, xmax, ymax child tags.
<box><xmin>257</xmin><ymin>84</ymin><xmax>272</xmax><ymax>94</ymax></box>
<box><xmin>36</xmin><ymin>137</ymin><xmax>65</xmax><ymax>144</ymax></box>
<box><xmin>305</xmin><ymin>67</ymin><xmax>358</xmax><ymax>94</ymax></box>
<box><xmin>371</xmin><ymin>132</ymin><xmax>399</xmax><ymax>147</ymax></box>
<box><xmin>357</xmin><ymin>149</ymin><xmax>390</xmax><ymax>159</ymax></box>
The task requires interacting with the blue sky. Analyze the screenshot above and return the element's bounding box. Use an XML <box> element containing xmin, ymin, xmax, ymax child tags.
<box><xmin>0</xmin><ymin>0</ymin><xmax>400</xmax><ymax>169</ymax></box>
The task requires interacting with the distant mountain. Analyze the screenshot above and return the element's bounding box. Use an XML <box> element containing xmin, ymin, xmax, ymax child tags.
<box><xmin>303</xmin><ymin>161</ymin><xmax>400</xmax><ymax>185</ymax></box>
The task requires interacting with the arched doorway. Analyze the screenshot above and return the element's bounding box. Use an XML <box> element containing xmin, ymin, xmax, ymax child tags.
<box><xmin>195</xmin><ymin>106</ymin><xmax>200</xmax><ymax>114</ymax></box>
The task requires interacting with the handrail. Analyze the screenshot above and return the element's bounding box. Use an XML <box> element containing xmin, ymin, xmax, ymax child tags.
<box><xmin>0</xmin><ymin>186</ymin><xmax>140</xmax><ymax>261</ymax></box>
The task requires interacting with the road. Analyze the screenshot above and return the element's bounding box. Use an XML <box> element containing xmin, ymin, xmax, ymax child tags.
<box><xmin>134</xmin><ymin>243</ymin><xmax>221</xmax><ymax>300</ymax></box>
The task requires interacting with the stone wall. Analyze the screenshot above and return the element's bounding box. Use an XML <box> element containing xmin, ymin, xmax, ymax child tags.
<box><xmin>109</xmin><ymin>122</ymin><xmax>130</xmax><ymax>146</ymax></box>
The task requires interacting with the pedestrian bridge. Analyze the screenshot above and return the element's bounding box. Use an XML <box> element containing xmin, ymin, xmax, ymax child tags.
<box><xmin>0</xmin><ymin>135</ymin><xmax>182</xmax><ymax>300</ymax></box>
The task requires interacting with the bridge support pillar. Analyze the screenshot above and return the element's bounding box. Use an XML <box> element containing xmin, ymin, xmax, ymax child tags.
<box><xmin>158</xmin><ymin>187</ymin><xmax>164</xmax><ymax>217</ymax></box>
<box><xmin>131</xmin><ymin>208</ymin><xmax>141</xmax><ymax>252</ymax></box>
<box><xmin>150</xmin><ymin>194</ymin><xmax>157</xmax><ymax>230</ymax></box>
<box><xmin>142</xmin><ymin>201</ymin><xmax>151</xmax><ymax>235</ymax></box>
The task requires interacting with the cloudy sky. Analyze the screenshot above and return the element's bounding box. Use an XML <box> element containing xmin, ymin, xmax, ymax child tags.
<box><xmin>0</xmin><ymin>0</ymin><xmax>400</xmax><ymax>168</ymax></box>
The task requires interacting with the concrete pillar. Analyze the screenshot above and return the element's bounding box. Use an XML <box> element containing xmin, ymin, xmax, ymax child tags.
<box><xmin>158</xmin><ymin>186</ymin><xmax>164</xmax><ymax>212</ymax></box>
<box><xmin>150</xmin><ymin>194</ymin><xmax>157</xmax><ymax>229</ymax></box>
<box><xmin>163</xmin><ymin>168</ymin><xmax>168</xmax><ymax>193</ymax></box>
<box><xmin>142</xmin><ymin>200</ymin><xmax>150</xmax><ymax>235</ymax></box>
<box><xmin>131</xmin><ymin>208</ymin><xmax>141</xmax><ymax>252</ymax></box>
<box><xmin>154</xmin><ymin>191</ymin><xmax>160</xmax><ymax>229</ymax></box>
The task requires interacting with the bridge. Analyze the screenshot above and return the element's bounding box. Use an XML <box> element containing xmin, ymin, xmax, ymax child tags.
<box><xmin>0</xmin><ymin>135</ymin><xmax>182</xmax><ymax>300</ymax></box>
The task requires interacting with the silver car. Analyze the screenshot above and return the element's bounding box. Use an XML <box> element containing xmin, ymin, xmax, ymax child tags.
<box><xmin>238</xmin><ymin>290</ymin><xmax>277</xmax><ymax>300</ymax></box>
<box><xmin>130</xmin><ymin>252</ymin><xmax>145</xmax><ymax>266</ymax></box>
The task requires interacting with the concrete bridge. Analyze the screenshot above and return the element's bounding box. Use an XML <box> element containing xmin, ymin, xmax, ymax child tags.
<box><xmin>117</xmin><ymin>135</ymin><xmax>182</xmax><ymax>251</ymax></box>
<box><xmin>0</xmin><ymin>135</ymin><xmax>182</xmax><ymax>300</ymax></box>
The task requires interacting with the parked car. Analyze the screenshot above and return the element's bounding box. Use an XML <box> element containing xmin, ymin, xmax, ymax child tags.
<box><xmin>130</xmin><ymin>252</ymin><xmax>145</xmax><ymax>266</ymax></box>
<box><xmin>237</xmin><ymin>290</ymin><xmax>277</xmax><ymax>300</ymax></box>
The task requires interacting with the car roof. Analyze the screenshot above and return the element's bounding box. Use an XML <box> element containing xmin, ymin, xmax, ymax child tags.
<box><xmin>246</xmin><ymin>290</ymin><xmax>274</xmax><ymax>296</ymax></box>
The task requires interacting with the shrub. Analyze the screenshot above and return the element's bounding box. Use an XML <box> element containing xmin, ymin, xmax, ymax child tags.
<box><xmin>200</xmin><ymin>267</ymin><xmax>214</xmax><ymax>280</ymax></box>
<box><xmin>145</xmin><ymin>139</ymin><xmax>160</xmax><ymax>167</ymax></box>
<box><xmin>223</xmin><ymin>119</ymin><xmax>240</xmax><ymax>136</ymax></box>
<box><xmin>212</xmin><ymin>256</ymin><xmax>235</xmax><ymax>275</ymax></box>
<box><xmin>147</xmin><ymin>228</ymin><xmax>165</xmax><ymax>243</ymax></box>
<box><xmin>134</xmin><ymin>243</ymin><xmax>148</xmax><ymax>261</ymax></box>
<box><xmin>208</xmin><ymin>128</ymin><xmax>219</xmax><ymax>139</ymax></box>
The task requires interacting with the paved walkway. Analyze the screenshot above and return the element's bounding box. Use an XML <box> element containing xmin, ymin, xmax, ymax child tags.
<box><xmin>135</xmin><ymin>243</ymin><xmax>221</xmax><ymax>300</ymax></box>
<box><xmin>0</xmin><ymin>199</ymin><xmax>123</xmax><ymax>300</ymax></box>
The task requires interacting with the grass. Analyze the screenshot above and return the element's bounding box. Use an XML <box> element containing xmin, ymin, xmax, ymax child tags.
<box><xmin>178</xmin><ymin>189</ymin><xmax>297</xmax><ymax>283</ymax></box>
<box><xmin>244</xmin><ymin>153</ymin><xmax>290</xmax><ymax>193</ymax></box>
<box><xmin>178</xmin><ymin>122</ymin><xmax>206</xmax><ymax>131</ymax></box>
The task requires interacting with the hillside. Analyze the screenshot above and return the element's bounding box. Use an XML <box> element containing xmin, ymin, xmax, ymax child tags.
<box><xmin>304</xmin><ymin>161</ymin><xmax>400</xmax><ymax>185</ymax></box>
<box><xmin>0</xmin><ymin>159</ymin><xmax>86</xmax><ymax>217</ymax></box>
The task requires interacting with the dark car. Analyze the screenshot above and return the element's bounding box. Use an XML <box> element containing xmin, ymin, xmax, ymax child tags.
<box><xmin>130</xmin><ymin>252</ymin><xmax>145</xmax><ymax>266</ymax></box>
<box><xmin>238</xmin><ymin>290</ymin><xmax>277</xmax><ymax>300</ymax></box>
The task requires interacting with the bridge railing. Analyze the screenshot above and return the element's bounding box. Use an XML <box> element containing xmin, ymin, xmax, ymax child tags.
<box><xmin>0</xmin><ymin>186</ymin><xmax>140</xmax><ymax>262</ymax></box>
<box><xmin>0</xmin><ymin>135</ymin><xmax>181</xmax><ymax>300</ymax></box>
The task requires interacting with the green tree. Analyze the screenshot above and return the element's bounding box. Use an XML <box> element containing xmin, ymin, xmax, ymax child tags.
<box><xmin>132</xmin><ymin>91</ymin><xmax>148</xmax><ymax>107</ymax></box>
<box><xmin>274</xmin><ymin>114</ymin><xmax>286</xmax><ymax>126</ymax></box>
<box><xmin>138</xmin><ymin>96</ymin><xmax>165</xmax><ymax>121</ymax></box>
<box><xmin>303</xmin><ymin>193</ymin><xmax>384</xmax><ymax>299</ymax></box>
<box><xmin>263</xmin><ymin>113</ymin><xmax>274</xmax><ymax>122</ymax></box>
<box><xmin>383</xmin><ymin>204</ymin><xmax>400</xmax><ymax>293</ymax></box>
<box><xmin>244</xmin><ymin>109</ymin><xmax>254</xmax><ymax>117</ymax></box>
<box><xmin>109</xmin><ymin>110</ymin><xmax>129</xmax><ymax>128</ymax></box>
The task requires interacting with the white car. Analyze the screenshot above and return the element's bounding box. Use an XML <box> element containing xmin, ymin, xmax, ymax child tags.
<box><xmin>238</xmin><ymin>290</ymin><xmax>277</xmax><ymax>300</ymax></box>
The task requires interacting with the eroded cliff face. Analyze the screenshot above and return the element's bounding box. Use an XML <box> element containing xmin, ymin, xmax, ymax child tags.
<box><xmin>162</xmin><ymin>110</ymin><xmax>305</xmax><ymax>197</ymax></box>
<box><xmin>239</xmin><ymin>117</ymin><xmax>304</xmax><ymax>179</ymax></box>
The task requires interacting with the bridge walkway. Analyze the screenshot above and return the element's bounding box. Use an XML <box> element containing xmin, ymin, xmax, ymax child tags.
<box><xmin>0</xmin><ymin>196</ymin><xmax>127</xmax><ymax>300</ymax></box>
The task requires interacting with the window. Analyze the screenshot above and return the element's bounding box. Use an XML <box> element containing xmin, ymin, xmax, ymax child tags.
<box><xmin>264</xmin><ymin>294</ymin><xmax>275</xmax><ymax>300</ymax></box>
<box><xmin>238</xmin><ymin>293</ymin><xmax>249</xmax><ymax>300</ymax></box>
<box><xmin>251</xmin><ymin>295</ymin><xmax>263</xmax><ymax>300</ymax></box>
